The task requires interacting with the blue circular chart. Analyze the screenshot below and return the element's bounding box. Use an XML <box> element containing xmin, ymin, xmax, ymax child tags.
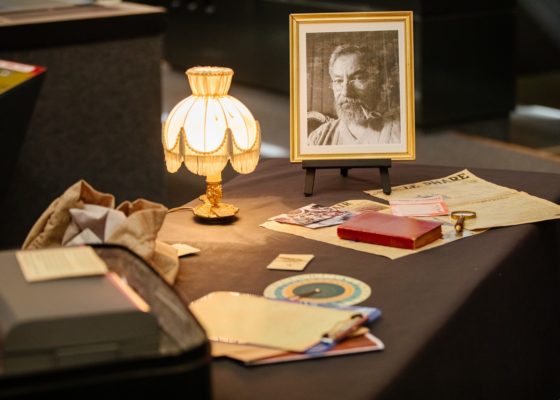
<box><xmin>263</xmin><ymin>273</ymin><xmax>371</xmax><ymax>306</ymax></box>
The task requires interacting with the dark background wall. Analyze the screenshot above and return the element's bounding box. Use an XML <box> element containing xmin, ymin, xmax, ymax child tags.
<box><xmin>136</xmin><ymin>0</ymin><xmax>560</xmax><ymax>125</ymax></box>
<box><xmin>0</xmin><ymin>5</ymin><xmax>166</xmax><ymax>248</ymax></box>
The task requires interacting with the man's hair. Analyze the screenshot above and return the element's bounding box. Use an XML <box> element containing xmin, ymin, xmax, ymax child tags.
<box><xmin>328</xmin><ymin>44</ymin><xmax>379</xmax><ymax>78</ymax></box>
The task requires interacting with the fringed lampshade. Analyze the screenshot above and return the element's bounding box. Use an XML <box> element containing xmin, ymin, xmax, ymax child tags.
<box><xmin>162</xmin><ymin>66</ymin><xmax>260</xmax><ymax>220</ymax></box>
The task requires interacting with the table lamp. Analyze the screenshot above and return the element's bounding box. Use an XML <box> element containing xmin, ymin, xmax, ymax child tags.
<box><xmin>162</xmin><ymin>66</ymin><xmax>260</xmax><ymax>221</ymax></box>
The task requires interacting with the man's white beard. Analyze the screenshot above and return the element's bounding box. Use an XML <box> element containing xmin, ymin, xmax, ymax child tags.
<box><xmin>336</xmin><ymin>98</ymin><xmax>367</xmax><ymax>124</ymax></box>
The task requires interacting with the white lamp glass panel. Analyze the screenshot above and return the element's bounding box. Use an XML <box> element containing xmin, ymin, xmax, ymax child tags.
<box><xmin>204</xmin><ymin>98</ymin><xmax>228</xmax><ymax>151</ymax></box>
<box><xmin>220</xmin><ymin>97</ymin><xmax>257</xmax><ymax>150</ymax></box>
<box><xmin>183</xmin><ymin>98</ymin><xmax>208</xmax><ymax>152</ymax></box>
<box><xmin>237</xmin><ymin>103</ymin><xmax>258</xmax><ymax>148</ymax></box>
<box><xmin>164</xmin><ymin>96</ymin><xmax>196</xmax><ymax>149</ymax></box>
<box><xmin>184</xmin><ymin>98</ymin><xmax>229</xmax><ymax>153</ymax></box>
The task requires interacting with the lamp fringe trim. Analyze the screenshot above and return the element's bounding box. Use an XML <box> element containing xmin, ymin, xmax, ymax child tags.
<box><xmin>183</xmin><ymin>154</ymin><xmax>229</xmax><ymax>177</ymax></box>
<box><xmin>163</xmin><ymin>121</ymin><xmax>261</xmax><ymax>176</ymax></box>
<box><xmin>230</xmin><ymin>121</ymin><xmax>261</xmax><ymax>174</ymax></box>
<box><xmin>163</xmin><ymin>149</ymin><xmax>183</xmax><ymax>173</ymax></box>
<box><xmin>230</xmin><ymin>147</ymin><xmax>260</xmax><ymax>174</ymax></box>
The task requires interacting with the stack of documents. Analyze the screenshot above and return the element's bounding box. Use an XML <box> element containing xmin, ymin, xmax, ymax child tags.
<box><xmin>189</xmin><ymin>291</ymin><xmax>383</xmax><ymax>365</ymax></box>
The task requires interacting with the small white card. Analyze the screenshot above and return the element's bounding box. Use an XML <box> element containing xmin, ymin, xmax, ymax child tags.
<box><xmin>266</xmin><ymin>254</ymin><xmax>314</xmax><ymax>271</ymax></box>
<box><xmin>171</xmin><ymin>243</ymin><xmax>201</xmax><ymax>257</ymax></box>
<box><xmin>16</xmin><ymin>246</ymin><xmax>108</xmax><ymax>282</ymax></box>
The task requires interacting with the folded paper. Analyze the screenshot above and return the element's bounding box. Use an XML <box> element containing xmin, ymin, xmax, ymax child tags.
<box><xmin>189</xmin><ymin>291</ymin><xmax>370</xmax><ymax>353</ymax></box>
<box><xmin>62</xmin><ymin>204</ymin><xmax>127</xmax><ymax>245</ymax></box>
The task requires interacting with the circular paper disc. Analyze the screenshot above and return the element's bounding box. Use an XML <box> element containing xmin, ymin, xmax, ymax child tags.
<box><xmin>263</xmin><ymin>273</ymin><xmax>371</xmax><ymax>306</ymax></box>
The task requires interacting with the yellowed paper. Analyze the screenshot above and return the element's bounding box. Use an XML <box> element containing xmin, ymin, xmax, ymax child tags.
<box><xmin>211</xmin><ymin>327</ymin><xmax>371</xmax><ymax>363</ymax></box>
<box><xmin>366</xmin><ymin>169</ymin><xmax>560</xmax><ymax>230</ymax></box>
<box><xmin>16</xmin><ymin>246</ymin><xmax>108</xmax><ymax>282</ymax></box>
<box><xmin>266</xmin><ymin>254</ymin><xmax>314</xmax><ymax>271</ymax></box>
<box><xmin>189</xmin><ymin>291</ymin><xmax>358</xmax><ymax>352</ymax></box>
<box><xmin>261</xmin><ymin>199</ymin><xmax>481</xmax><ymax>260</ymax></box>
<box><xmin>212</xmin><ymin>327</ymin><xmax>369</xmax><ymax>359</ymax></box>
<box><xmin>211</xmin><ymin>341</ymin><xmax>284</xmax><ymax>361</ymax></box>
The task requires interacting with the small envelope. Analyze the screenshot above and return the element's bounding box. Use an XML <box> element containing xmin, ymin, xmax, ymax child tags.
<box><xmin>266</xmin><ymin>254</ymin><xmax>314</xmax><ymax>271</ymax></box>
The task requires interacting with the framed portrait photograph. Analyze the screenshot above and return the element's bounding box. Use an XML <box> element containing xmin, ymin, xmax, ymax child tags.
<box><xmin>289</xmin><ymin>11</ymin><xmax>415</xmax><ymax>162</ymax></box>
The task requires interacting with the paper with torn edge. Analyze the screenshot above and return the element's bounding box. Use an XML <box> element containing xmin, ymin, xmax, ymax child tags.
<box><xmin>16</xmin><ymin>246</ymin><xmax>108</xmax><ymax>282</ymax></box>
<box><xmin>261</xmin><ymin>199</ymin><xmax>481</xmax><ymax>260</ymax></box>
<box><xmin>189</xmin><ymin>291</ymin><xmax>360</xmax><ymax>353</ymax></box>
<box><xmin>366</xmin><ymin>169</ymin><xmax>560</xmax><ymax>230</ymax></box>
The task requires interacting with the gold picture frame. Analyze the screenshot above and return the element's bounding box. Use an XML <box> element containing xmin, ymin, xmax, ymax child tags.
<box><xmin>289</xmin><ymin>11</ymin><xmax>415</xmax><ymax>162</ymax></box>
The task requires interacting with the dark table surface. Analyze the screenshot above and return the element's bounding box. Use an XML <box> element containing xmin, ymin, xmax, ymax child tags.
<box><xmin>160</xmin><ymin>159</ymin><xmax>560</xmax><ymax>400</ymax></box>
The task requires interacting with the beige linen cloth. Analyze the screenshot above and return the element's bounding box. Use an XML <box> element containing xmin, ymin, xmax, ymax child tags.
<box><xmin>22</xmin><ymin>180</ymin><xmax>179</xmax><ymax>284</ymax></box>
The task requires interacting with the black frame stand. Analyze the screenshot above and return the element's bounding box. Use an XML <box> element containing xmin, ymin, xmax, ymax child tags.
<box><xmin>302</xmin><ymin>159</ymin><xmax>392</xmax><ymax>196</ymax></box>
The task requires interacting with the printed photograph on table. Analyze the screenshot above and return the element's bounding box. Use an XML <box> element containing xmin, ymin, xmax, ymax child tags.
<box><xmin>269</xmin><ymin>203</ymin><xmax>352</xmax><ymax>228</ymax></box>
<box><xmin>289</xmin><ymin>11</ymin><xmax>415</xmax><ymax>162</ymax></box>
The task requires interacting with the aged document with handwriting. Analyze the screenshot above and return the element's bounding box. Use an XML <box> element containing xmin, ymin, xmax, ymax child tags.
<box><xmin>366</xmin><ymin>169</ymin><xmax>560</xmax><ymax>230</ymax></box>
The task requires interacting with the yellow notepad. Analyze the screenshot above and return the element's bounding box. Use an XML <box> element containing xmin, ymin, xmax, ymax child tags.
<box><xmin>16</xmin><ymin>247</ymin><xmax>108</xmax><ymax>282</ymax></box>
<box><xmin>189</xmin><ymin>291</ymin><xmax>361</xmax><ymax>352</ymax></box>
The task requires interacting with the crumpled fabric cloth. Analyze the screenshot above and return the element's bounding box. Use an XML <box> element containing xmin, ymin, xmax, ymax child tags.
<box><xmin>22</xmin><ymin>180</ymin><xmax>179</xmax><ymax>284</ymax></box>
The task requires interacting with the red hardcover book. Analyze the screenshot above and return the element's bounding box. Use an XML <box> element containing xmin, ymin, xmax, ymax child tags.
<box><xmin>337</xmin><ymin>211</ymin><xmax>443</xmax><ymax>249</ymax></box>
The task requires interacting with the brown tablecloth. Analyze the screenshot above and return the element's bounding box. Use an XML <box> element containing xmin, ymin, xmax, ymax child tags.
<box><xmin>160</xmin><ymin>159</ymin><xmax>560</xmax><ymax>400</ymax></box>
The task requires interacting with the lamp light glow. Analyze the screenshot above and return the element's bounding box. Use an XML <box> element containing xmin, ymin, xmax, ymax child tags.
<box><xmin>162</xmin><ymin>66</ymin><xmax>260</xmax><ymax>220</ymax></box>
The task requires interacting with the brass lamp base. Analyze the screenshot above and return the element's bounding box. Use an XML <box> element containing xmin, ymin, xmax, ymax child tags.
<box><xmin>191</xmin><ymin>175</ymin><xmax>239</xmax><ymax>223</ymax></box>
<box><xmin>192</xmin><ymin>195</ymin><xmax>238</xmax><ymax>223</ymax></box>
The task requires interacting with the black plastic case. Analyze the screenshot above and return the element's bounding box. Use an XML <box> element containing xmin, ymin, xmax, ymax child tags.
<box><xmin>0</xmin><ymin>244</ymin><xmax>211</xmax><ymax>399</ymax></box>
